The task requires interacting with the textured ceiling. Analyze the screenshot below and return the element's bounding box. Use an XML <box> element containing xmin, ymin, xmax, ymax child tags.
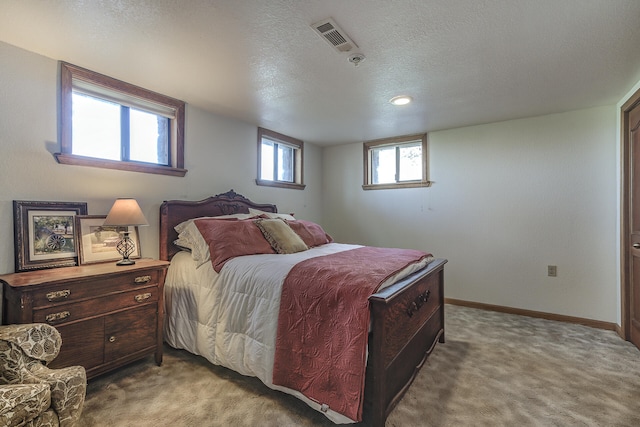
<box><xmin>1</xmin><ymin>0</ymin><xmax>640</xmax><ymax>146</ymax></box>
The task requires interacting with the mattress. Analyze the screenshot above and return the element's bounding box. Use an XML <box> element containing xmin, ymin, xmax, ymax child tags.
<box><xmin>163</xmin><ymin>243</ymin><xmax>431</xmax><ymax>423</ymax></box>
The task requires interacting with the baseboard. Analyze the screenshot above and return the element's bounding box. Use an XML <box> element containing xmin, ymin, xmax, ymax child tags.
<box><xmin>614</xmin><ymin>323</ymin><xmax>623</xmax><ymax>337</ymax></box>
<box><xmin>445</xmin><ymin>298</ymin><xmax>620</xmax><ymax>333</ymax></box>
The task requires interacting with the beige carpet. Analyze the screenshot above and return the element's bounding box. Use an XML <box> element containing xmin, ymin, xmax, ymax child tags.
<box><xmin>79</xmin><ymin>305</ymin><xmax>640</xmax><ymax>426</ymax></box>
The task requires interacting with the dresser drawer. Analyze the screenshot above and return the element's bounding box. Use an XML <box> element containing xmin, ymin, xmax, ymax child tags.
<box><xmin>32</xmin><ymin>286</ymin><xmax>160</xmax><ymax>325</ymax></box>
<box><xmin>31</xmin><ymin>270</ymin><xmax>159</xmax><ymax>308</ymax></box>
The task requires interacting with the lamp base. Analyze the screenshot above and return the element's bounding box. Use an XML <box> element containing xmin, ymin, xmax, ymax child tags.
<box><xmin>115</xmin><ymin>231</ymin><xmax>137</xmax><ymax>266</ymax></box>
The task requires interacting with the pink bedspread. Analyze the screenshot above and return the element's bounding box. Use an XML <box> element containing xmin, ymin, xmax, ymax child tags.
<box><xmin>272</xmin><ymin>246</ymin><xmax>431</xmax><ymax>422</ymax></box>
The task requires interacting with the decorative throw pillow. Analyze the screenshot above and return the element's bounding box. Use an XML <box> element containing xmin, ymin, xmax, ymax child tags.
<box><xmin>194</xmin><ymin>218</ymin><xmax>275</xmax><ymax>272</ymax></box>
<box><xmin>286</xmin><ymin>220</ymin><xmax>333</xmax><ymax>247</ymax></box>
<box><xmin>254</xmin><ymin>218</ymin><xmax>308</xmax><ymax>254</ymax></box>
<box><xmin>175</xmin><ymin>217</ymin><xmax>240</xmax><ymax>267</ymax></box>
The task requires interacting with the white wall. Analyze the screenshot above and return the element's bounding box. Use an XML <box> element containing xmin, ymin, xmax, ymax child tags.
<box><xmin>0</xmin><ymin>41</ymin><xmax>324</xmax><ymax>274</ymax></box>
<box><xmin>0</xmin><ymin>40</ymin><xmax>623</xmax><ymax>324</ymax></box>
<box><xmin>323</xmin><ymin>107</ymin><xmax>618</xmax><ymax>323</ymax></box>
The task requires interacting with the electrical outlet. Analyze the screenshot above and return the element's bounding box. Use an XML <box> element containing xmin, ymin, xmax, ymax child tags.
<box><xmin>548</xmin><ymin>265</ymin><xmax>557</xmax><ymax>277</ymax></box>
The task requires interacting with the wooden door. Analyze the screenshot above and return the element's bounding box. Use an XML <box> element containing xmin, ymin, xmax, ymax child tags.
<box><xmin>626</xmin><ymin>96</ymin><xmax>640</xmax><ymax>350</ymax></box>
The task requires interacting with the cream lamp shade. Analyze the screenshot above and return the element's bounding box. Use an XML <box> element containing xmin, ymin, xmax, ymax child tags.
<box><xmin>103</xmin><ymin>198</ymin><xmax>148</xmax><ymax>265</ymax></box>
<box><xmin>103</xmin><ymin>198</ymin><xmax>148</xmax><ymax>227</ymax></box>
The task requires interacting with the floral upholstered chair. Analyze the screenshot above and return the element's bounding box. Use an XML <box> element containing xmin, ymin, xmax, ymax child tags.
<box><xmin>0</xmin><ymin>323</ymin><xmax>86</xmax><ymax>426</ymax></box>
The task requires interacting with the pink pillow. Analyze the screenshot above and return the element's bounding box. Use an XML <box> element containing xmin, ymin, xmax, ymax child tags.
<box><xmin>195</xmin><ymin>218</ymin><xmax>274</xmax><ymax>272</ymax></box>
<box><xmin>286</xmin><ymin>220</ymin><xmax>333</xmax><ymax>247</ymax></box>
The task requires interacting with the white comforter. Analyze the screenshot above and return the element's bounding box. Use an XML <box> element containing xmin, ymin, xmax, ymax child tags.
<box><xmin>163</xmin><ymin>243</ymin><xmax>430</xmax><ymax>423</ymax></box>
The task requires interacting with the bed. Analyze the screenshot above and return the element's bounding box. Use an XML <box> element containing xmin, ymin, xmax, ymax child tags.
<box><xmin>159</xmin><ymin>190</ymin><xmax>447</xmax><ymax>426</ymax></box>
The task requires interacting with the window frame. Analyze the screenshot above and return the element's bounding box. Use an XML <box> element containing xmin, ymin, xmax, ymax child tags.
<box><xmin>362</xmin><ymin>133</ymin><xmax>431</xmax><ymax>190</ymax></box>
<box><xmin>55</xmin><ymin>62</ymin><xmax>187</xmax><ymax>177</ymax></box>
<box><xmin>256</xmin><ymin>127</ymin><xmax>305</xmax><ymax>190</ymax></box>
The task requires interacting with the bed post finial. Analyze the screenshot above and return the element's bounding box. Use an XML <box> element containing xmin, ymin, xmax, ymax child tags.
<box><xmin>215</xmin><ymin>189</ymin><xmax>249</xmax><ymax>202</ymax></box>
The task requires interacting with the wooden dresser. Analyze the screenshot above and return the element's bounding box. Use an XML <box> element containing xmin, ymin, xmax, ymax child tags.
<box><xmin>0</xmin><ymin>259</ymin><xmax>169</xmax><ymax>379</ymax></box>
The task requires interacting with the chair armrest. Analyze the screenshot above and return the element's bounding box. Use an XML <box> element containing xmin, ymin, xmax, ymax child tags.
<box><xmin>0</xmin><ymin>324</ymin><xmax>61</xmax><ymax>363</ymax></box>
<box><xmin>0</xmin><ymin>383</ymin><xmax>51</xmax><ymax>427</ymax></box>
<box><xmin>29</xmin><ymin>364</ymin><xmax>86</xmax><ymax>427</ymax></box>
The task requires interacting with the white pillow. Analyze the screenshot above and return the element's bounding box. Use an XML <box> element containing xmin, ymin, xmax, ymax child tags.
<box><xmin>248</xmin><ymin>208</ymin><xmax>296</xmax><ymax>221</ymax></box>
<box><xmin>174</xmin><ymin>212</ymin><xmax>256</xmax><ymax>234</ymax></box>
<box><xmin>175</xmin><ymin>221</ymin><xmax>210</xmax><ymax>266</ymax></box>
<box><xmin>173</xmin><ymin>236</ymin><xmax>192</xmax><ymax>252</ymax></box>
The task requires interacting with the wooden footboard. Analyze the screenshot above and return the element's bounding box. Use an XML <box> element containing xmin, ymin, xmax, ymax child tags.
<box><xmin>367</xmin><ymin>258</ymin><xmax>447</xmax><ymax>426</ymax></box>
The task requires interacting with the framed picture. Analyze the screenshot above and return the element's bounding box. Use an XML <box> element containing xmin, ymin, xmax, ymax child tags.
<box><xmin>13</xmin><ymin>200</ymin><xmax>88</xmax><ymax>272</ymax></box>
<box><xmin>76</xmin><ymin>215</ymin><xmax>141</xmax><ymax>265</ymax></box>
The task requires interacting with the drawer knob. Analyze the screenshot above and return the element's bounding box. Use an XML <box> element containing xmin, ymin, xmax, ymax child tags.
<box><xmin>406</xmin><ymin>290</ymin><xmax>431</xmax><ymax>318</ymax></box>
<box><xmin>134</xmin><ymin>275</ymin><xmax>152</xmax><ymax>284</ymax></box>
<box><xmin>45</xmin><ymin>311</ymin><xmax>70</xmax><ymax>323</ymax></box>
<box><xmin>135</xmin><ymin>293</ymin><xmax>152</xmax><ymax>303</ymax></box>
<box><xmin>109</xmin><ymin>336</ymin><xmax>116</xmax><ymax>343</ymax></box>
<box><xmin>46</xmin><ymin>289</ymin><xmax>71</xmax><ymax>302</ymax></box>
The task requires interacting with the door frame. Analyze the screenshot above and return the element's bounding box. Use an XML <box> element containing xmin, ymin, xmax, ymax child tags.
<box><xmin>620</xmin><ymin>87</ymin><xmax>640</xmax><ymax>341</ymax></box>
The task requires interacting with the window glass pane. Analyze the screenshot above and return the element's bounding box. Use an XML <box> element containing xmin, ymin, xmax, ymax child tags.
<box><xmin>277</xmin><ymin>144</ymin><xmax>294</xmax><ymax>182</ymax></box>
<box><xmin>398</xmin><ymin>143</ymin><xmax>422</xmax><ymax>181</ymax></box>
<box><xmin>256</xmin><ymin>127</ymin><xmax>304</xmax><ymax>189</ymax></box>
<box><xmin>72</xmin><ymin>93</ymin><xmax>120</xmax><ymax>161</ymax></box>
<box><xmin>130</xmin><ymin>108</ymin><xmax>169</xmax><ymax>165</ymax></box>
<box><xmin>261</xmin><ymin>140</ymin><xmax>274</xmax><ymax>180</ymax></box>
<box><xmin>372</xmin><ymin>146</ymin><xmax>396</xmax><ymax>184</ymax></box>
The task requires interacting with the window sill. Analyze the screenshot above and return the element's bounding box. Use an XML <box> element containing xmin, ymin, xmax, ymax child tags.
<box><xmin>255</xmin><ymin>179</ymin><xmax>306</xmax><ymax>190</ymax></box>
<box><xmin>362</xmin><ymin>181</ymin><xmax>432</xmax><ymax>190</ymax></box>
<box><xmin>54</xmin><ymin>153</ymin><xmax>188</xmax><ymax>177</ymax></box>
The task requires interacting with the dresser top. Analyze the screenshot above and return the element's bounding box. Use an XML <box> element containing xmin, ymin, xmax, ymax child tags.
<box><xmin>0</xmin><ymin>259</ymin><xmax>170</xmax><ymax>287</ymax></box>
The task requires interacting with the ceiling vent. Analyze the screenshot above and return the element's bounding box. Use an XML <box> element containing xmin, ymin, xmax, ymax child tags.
<box><xmin>311</xmin><ymin>18</ymin><xmax>358</xmax><ymax>53</ymax></box>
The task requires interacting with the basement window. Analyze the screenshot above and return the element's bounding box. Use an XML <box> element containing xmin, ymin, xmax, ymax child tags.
<box><xmin>55</xmin><ymin>62</ymin><xmax>187</xmax><ymax>177</ymax></box>
<box><xmin>256</xmin><ymin>127</ymin><xmax>305</xmax><ymax>190</ymax></box>
<box><xmin>363</xmin><ymin>133</ymin><xmax>431</xmax><ymax>190</ymax></box>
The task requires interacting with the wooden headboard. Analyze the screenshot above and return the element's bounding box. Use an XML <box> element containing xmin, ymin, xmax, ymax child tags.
<box><xmin>159</xmin><ymin>189</ymin><xmax>278</xmax><ymax>261</ymax></box>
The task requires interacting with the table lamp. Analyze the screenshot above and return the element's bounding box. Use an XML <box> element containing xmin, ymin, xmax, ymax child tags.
<box><xmin>103</xmin><ymin>198</ymin><xmax>148</xmax><ymax>265</ymax></box>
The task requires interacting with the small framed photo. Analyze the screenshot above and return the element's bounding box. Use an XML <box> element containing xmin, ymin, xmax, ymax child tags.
<box><xmin>13</xmin><ymin>200</ymin><xmax>88</xmax><ymax>272</ymax></box>
<box><xmin>76</xmin><ymin>215</ymin><xmax>141</xmax><ymax>265</ymax></box>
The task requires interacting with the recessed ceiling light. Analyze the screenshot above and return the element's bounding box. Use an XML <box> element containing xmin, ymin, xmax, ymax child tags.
<box><xmin>390</xmin><ymin>95</ymin><xmax>412</xmax><ymax>106</ymax></box>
